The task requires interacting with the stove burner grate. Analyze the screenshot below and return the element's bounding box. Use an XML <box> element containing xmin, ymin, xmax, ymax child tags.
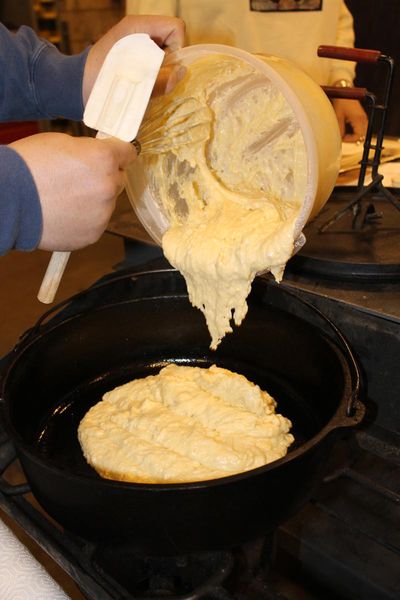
<box><xmin>287</xmin><ymin>186</ymin><xmax>400</xmax><ymax>281</ymax></box>
<box><xmin>90</xmin><ymin>548</ymin><xmax>234</xmax><ymax>599</ymax></box>
<box><xmin>319</xmin><ymin>48</ymin><xmax>399</xmax><ymax>233</ymax></box>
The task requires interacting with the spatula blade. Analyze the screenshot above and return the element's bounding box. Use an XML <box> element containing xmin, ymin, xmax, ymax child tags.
<box><xmin>83</xmin><ymin>33</ymin><xmax>164</xmax><ymax>141</ymax></box>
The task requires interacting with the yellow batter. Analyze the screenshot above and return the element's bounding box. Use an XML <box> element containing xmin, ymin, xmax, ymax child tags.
<box><xmin>140</xmin><ymin>54</ymin><xmax>307</xmax><ymax>348</ymax></box>
<box><xmin>78</xmin><ymin>364</ymin><xmax>294</xmax><ymax>483</ymax></box>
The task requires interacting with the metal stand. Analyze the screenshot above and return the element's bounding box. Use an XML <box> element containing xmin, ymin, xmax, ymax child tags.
<box><xmin>317</xmin><ymin>49</ymin><xmax>400</xmax><ymax>233</ymax></box>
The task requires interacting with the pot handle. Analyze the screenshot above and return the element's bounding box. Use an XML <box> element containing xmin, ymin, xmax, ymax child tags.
<box><xmin>327</xmin><ymin>393</ymin><xmax>366</xmax><ymax>432</ymax></box>
<box><xmin>318</xmin><ymin>45</ymin><xmax>382</xmax><ymax>64</ymax></box>
<box><xmin>322</xmin><ymin>86</ymin><xmax>368</xmax><ymax>101</ymax></box>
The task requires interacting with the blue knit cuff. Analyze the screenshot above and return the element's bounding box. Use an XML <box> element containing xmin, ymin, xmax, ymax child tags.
<box><xmin>0</xmin><ymin>146</ymin><xmax>42</xmax><ymax>254</ymax></box>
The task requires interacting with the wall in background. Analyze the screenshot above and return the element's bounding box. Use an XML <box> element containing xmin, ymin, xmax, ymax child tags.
<box><xmin>0</xmin><ymin>1</ymin><xmax>124</xmax><ymax>54</ymax></box>
<box><xmin>59</xmin><ymin>0</ymin><xmax>124</xmax><ymax>53</ymax></box>
<box><xmin>0</xmin><ymin>0</ymin><xmax>34</xmax><ymax>29</ymax></box>
<box><xmin>346</xmin><ymin>0</ymin><xmax>400</xmax><ymax>136</ymax></box>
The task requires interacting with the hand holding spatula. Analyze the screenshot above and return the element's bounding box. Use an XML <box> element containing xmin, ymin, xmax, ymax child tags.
<box><xmin>37</xmin><ymin>33</ymin><xmax>165</xmax><ymax>304</ymax></box>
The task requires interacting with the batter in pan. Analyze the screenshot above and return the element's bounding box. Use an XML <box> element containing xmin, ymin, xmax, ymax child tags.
<box><xmin>78</xmin><ymin>364</ymin><xmax>294</xmax><ymax>483</ymax></box>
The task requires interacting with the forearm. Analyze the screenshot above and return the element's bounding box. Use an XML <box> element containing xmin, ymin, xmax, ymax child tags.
<box><xmin>0</xmin><ymin>23</ymin><xmax>89</xmax><ymax>121</ymax></box>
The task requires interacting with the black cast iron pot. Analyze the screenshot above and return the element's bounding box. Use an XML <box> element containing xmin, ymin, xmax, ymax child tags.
<box><xmin>1</xmin><ymin>268</ymin><xmax>364</xmax><ymax>555</ymax></box>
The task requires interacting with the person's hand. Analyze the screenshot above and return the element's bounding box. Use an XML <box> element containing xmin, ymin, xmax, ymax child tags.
<box><xmin>332</xmin><ymin>98</ymin><xmax>368</xmax><ymax>143</ymax></box>
<box><xmin>10</xmin><ymin>132</ymin><xmax>136</xmax><ymax>251</ymax></box>
<box><xmin>82</xmin><ymin>15</ymin><xmax>186</xmax><ymax>105</ymax></box>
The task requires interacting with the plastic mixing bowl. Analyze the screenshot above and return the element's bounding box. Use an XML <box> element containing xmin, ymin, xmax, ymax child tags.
<box><xmin>125</xmin><ymin>44</ymin><xmax>341</xmax><ymax>246</ymax></box>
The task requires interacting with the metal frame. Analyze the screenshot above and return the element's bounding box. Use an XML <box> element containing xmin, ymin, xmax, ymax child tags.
<box><xmin>320</xmin><ymin>53</ymin><xmax>400</xmax><ymax>232</ymax></box>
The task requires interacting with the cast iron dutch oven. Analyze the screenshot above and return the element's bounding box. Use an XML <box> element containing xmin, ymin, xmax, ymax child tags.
<box><xmin>0</xmin><ymin>268</ymin><xmax>364</xmax><ymax>555</ymax></box>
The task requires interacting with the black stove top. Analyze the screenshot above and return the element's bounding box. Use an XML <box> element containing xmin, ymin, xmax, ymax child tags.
<box><xmin>1</xmin><ymin>186</ymin><xmax>400</xmax><ymax>599</ymax></box>
<box><xmin>287</xmin><ymin>186</ymin><xmax>400</xmax><ymax>282</ymax></box>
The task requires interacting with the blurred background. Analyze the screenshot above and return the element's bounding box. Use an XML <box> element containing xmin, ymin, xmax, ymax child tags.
<box><xmin>1</xmin><ymin>1</ymin><xmax>399</xmax><ymax>137</ymax></box>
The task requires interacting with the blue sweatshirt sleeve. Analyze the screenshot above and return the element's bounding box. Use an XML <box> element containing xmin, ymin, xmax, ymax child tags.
<box><xmin>0</xmin><ymin>23</ymin><xmax>89</xmax><ymax>121</ymax></box>
<box><xmin>0</xmin><ymin>146</ymin><xmax>42</xmax><ymax>253</ymax></box>
<box><xmin>0</xmin><ymin>23</ymin><xmax>90</xmax><ymax>254</ymax></box>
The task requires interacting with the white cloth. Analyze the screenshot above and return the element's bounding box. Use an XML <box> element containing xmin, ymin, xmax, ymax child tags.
<box><xmin>127</xmin><ymin>0</ymin><xmax>355</xmax><ymax>85</ymax></box>
<box><xmin>0</xmin><ymin>518</ymin><xmax>69</xmax><ymax>600</ymax></box>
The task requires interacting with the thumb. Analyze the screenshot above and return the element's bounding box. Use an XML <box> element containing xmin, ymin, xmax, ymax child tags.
<box><xmin>100</xmin><ymin>136</ymin><xmax>137</xmax><ymax>169</ymax></box>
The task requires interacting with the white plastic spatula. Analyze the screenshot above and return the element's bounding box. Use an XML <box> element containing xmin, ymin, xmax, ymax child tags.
<box><xmin>37</xmin><ymin>34</ymin><xmax>164</xmax><ymax>304</ymax></box>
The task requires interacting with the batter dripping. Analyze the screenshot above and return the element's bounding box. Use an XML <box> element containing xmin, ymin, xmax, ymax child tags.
<box><xmin>140</xmin><ymin>54</ymin><xmax>307</xmax><ymax>348</ymax></box>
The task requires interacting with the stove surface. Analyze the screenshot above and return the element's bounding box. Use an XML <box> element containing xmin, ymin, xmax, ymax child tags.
<box><xmin>109</xmin><ymin>188</ymin><xmax>400</xmax><ymax>323</ymax></box>
<box><xmin>107</xmin><ymin>192</ymin><xmax>400</xmax><ymax>598</ymax></box>
<box><xmin>288</xmin><ymin>187</ymin><xmax>400</xmax><ymax>281</ymax></box>
<box><xmin>1</xmin><ymin>420</ymin><xmax>399</xmax><ymax>600</ymax></box>
<box><xmin>2</xmin><ymin>184</ymin><xmax>400</xmax><ymax>598</ymax></box>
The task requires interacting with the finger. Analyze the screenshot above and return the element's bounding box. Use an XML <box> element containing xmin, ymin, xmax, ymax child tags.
<box><xmin>152</xmin><ymin>64</ymin><xmax>186</xmax><ymax>96</ymax></box>
<box><xmin>121</xmin><ymin>16</ymin><xmax>186</xmax><ymax>51</ymax></box>
<box><xmin>165</xmin><ymin>65</ymin><xmax>186</xmax><ymax>94</ymax></box>
<box><xmin>141</xmin><ymin>16</ymin><xmax>186</xmax><ymax>51</ymax></box>
<box><xmin>162</xmin><ymin>23</ymin><xmax>186</xmax><ymax>53</ymax></box>
<box><xmin>115</xmin><ymin>171</ymin><xmax>127</xmax><ymax>197</ymax></box>
<box><xmin>101</xmin><ymin>137</ymin><xmax>137</xmax><ymax>168</ymax></box>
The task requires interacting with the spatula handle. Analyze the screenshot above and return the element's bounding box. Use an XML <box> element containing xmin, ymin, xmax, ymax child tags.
<box><xmin>37</xmin><ymin>130</ymin><xmax>108</xmax><ymax>304</ymax></box>
<box><xmin>37</xmin><ymin>251</ymin><xmax>71</xmax><ymax>304</ymax></box>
